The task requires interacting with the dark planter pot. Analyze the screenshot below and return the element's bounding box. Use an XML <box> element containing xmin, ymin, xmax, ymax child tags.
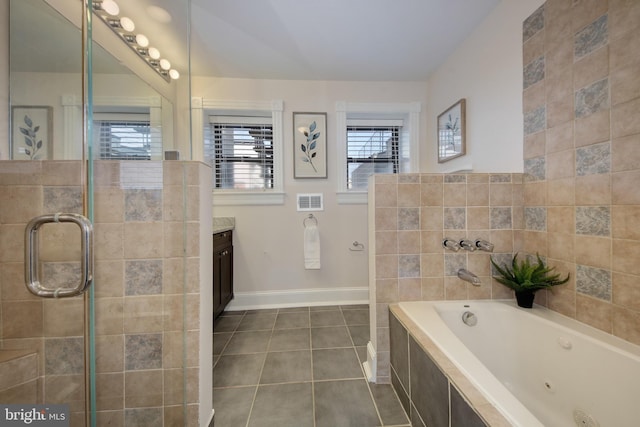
<box><xmin>515</xmin><ymin>290</ymin><xmax>536</xmax><ymax>308</ymax></box>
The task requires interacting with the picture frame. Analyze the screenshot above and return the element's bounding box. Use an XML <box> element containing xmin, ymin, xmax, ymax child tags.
<box><xmin>437</xmin><ymin>99</ymin><xmax>466</xmax><ymax>163</ymax></box>
<box><xmin>293</xmin><ymin>112</ymin><xmax>327</xmax><ymax>178</ymax></box>
<box><xmin>11</xmin><ymin>106</ymin><xmax>53</xmax><ymax>160</ymax></box>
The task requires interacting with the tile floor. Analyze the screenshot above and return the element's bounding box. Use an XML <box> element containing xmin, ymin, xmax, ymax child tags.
<box><xmin>213</xmin><ymin>305</ymin><xmax>410</xmax><ymax>427</ymax></box>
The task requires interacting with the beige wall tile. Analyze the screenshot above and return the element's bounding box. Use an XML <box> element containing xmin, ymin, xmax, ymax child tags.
<box><xmin>612</xmin><ymin>205</ymin><xmax>640</xmax><ymax>239</ymax></box>
<box><xmin>575</xmin><ymin>235</ymin><xmax>611</xmax><ymax>269</ymax></box>
<box><xmin>444</xmin><ymin>276</ymin><xmax>468</xmax><ymax>300</ymax></box>
<box><xmin>95</xmin><ymin>372</ymin><xmax>124</xmax><ymax>410</ymax></box>
<box><xmin>609</xmin><ymin>0</ymin><xmax>640</xmax><ymax>41</ymax></box>
<box><xmin>398</xmin><ymin>278</ymin><xmax>422</xmax><ymax>301</ymax></box>
<box><xmin>420</xmin><ymin>230</ymin><xmax>445</xmax><ymax>253</ymax></box>
<box><xmin>612</xmin><ymin>170</ymin><xmax>640</xmax><ymax>204</ymax></box>
<box><xmin>548</xmin><ymin>233</ymin><xmax>575</xmax><ymax>262</ymax></box>
<box><xmin>574</xmin><ymin>45</ymin><xmax>609</xmax><ymax>90</ymax></box>
<box><xmin>94</xmin><ymin>260</ymin><xmax>125</xmax><ymax>298</ymax></box>
<box><xmin>398</xmin><ymin>183</ymin><xmax>421</xmax><ymax>207</ymax></box>
<box><xmin>612</xmin><ymin>306</ymin><xmax>640</xmax><ymax>345</ymax></box>
<box><xmin>94</xmin><ymin>187</ymin><xmax>124</xmax><ymax>223</ymax></box>
<box><xmin>125</xmin><ymin>370</ymin><xmax>163</xmax><ymax>408</ymax></box>
<box><xmin>612</xmin><ymin>272</ymin><xmax>640</xmax><ymax>310</ymax></box>
<box><xmin>420</xmin><ymin>207</ymin><xmax>443</xmax><ymax>231</ymax></box>
<box><xmin>523</xmin><ymin>30</ymin><xmax>544</xmax><ymax>65</ymax></box>
<box><xmin>524</xmin><ymin>132</ymin><xmax>546</xmax><ymax>159</ymax></box>
<box><xmin>612</xmin><ymin>133</ymin><xmax>640</xmax><ymax>172</ymax></box>
<box><xmin>94</xmin><ymin>223</ymin><xmax>124</xmax><ymax>261</ymax></box>
<box><xmin>489</xmin><ymin>230</ymin><xmax>514</xmax><ymax>253</ymax></box>
<box><xmin>576</xmin><ymin>293</ymin><xmax>613</xmax><ymax>333</ymax></box>
<box><xmin>571</xmin><ymin>0</ymin><xmax>608</xmax><ymax>31</ymax></box>
<box><xmin>443</xmin><ymin>183</ymin><xmax>466</xmax><ymax>207</ymax></box>
<box><xmin>398</xmin><ymin>231</ymin><xmax>420</xmax><ymax>254</ymax></box>
<box><xmin>612</xmin><ymin>98</ymin><xmax>640</xmax><ymax>139</ymax></box>
<box><xmin>546</xmin><ymin>149</ymin><xmax>575</xmax><ymax>180</ymax></box>
<box><xmin>43</xmin><ymin>298</ymin><xmax>84</xmax><ymax>337</ymax></box>
<box><xmin>374</xmin><ymin>183</ymin><xmax>398</xmax><ymax>207</ymax></box>
<box><xmin>575</xmin><ymin>110</ymin><xmax>611</xmax><ymax>147</ymax></box>
<box><xmin>575</xmin><ymin>174</ymin><xmax>611</xmax><ymax>205</ymax></box>
<box><xmin>610</xmin><ymin>25</ymin><xmax>640</xmax><ymax>70</ymax></box>
<box><xmin>375</xmin><ymin>255</ymin><xmax>398</xmax><ymax>280</ymax></box>
<box><xmin>375</xmin><ymin>207</ymin><xmax>397</xmax><ymax>231</ymax></box>
<box><xmin>95</xmin><ymin>335</ymin><xmax>124</xmax><ymax>373</ymax></box>
<box><xmin>95</xmin><ymin>298</ymin><xmax>124</xmax><ymax>335</ymax></box>
<box><xmin>421</xmin><ymin>253</ymin><xmax>444</xmax><ymax>278</ymax></box>
<box><xmin>1</xmin><ymin>301</ymin><xmax>42</xmax><ymax>338</ymax></box>
<box><xmin>547</xmin><ymin>206</ymin><xmax>575</xmax><ymax>233</ymax></box>
<box><xmin>123</xmin><ymin>296</ymin><xmax>164</xmax><ymax>333</ymax></box>
<box><xmin>467</xmin><ymin>183</ymin><xmax>489</xmax><ymax>206</ymax></box>
<box><xmin>420</xmin><ymin>183</ymin><xmax>443</xmax><ymax>206</ymax></box>
<box><xmin>613</xmin><ymin>238</ymin><xmax>640</xmax><ymax>275</ymax></box>
<box><xmin>421</xmin><ymin>277</ymin><xmax>444</xmax><ymax>300</ymax></box>
<box><xmin>376</xmin><ymin>231</ymin><xmax>398</xmax><ymax>255</ymax></box>
<box><xmin>467</xmin><ymin>207</ymin><xmax>489</xmax><ymax>230</ymax></box>
<box><xmin>611</xmin><ymin>63</ymin><xmax>640</xmax><ymax>106</ymax></box>
<box><xmin>523</xmin><ymin>81</ymin><xmax>546</xmax><ymax>114</ymax></box>
<box><xmin>123</xmin><ymin>223</ymin><xmax>164</xmax><ymax>259</ymax></box>
<box><xmin>546</xmin><ymin>121</ymin><xmax>574</xmax><ymax>154</ymax></box>
<box><xmin>524</xmin><ymin>182</ymin><xmax>547</xmax><ymax>206</ymax></box>
<box><xmin>490</xmin><ymin>183</ymin><xmax>513</xmax><ymax>206</ymax></box>
<box><xmin>547</xmin><ymin>178</ymin><xmax>575</xmax><ymax>206</ymax></box>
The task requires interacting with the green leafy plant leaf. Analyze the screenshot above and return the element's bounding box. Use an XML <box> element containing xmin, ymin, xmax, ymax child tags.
<box><xmin>490</xmin><ymin>253</ymin><xmax>570</xmax><ymax>293</ymax></box>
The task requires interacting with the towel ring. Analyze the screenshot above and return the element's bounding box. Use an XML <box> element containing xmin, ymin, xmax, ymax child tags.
<box><xmin>303</xmin><ymin>214</ymin><xmax>318</xmax><ymax>227</ymax></box>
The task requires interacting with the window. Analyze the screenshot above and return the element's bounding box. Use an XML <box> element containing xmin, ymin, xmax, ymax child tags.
<box><xmin>195</xmin><ymin>99</ymin><xmax>284</xmax><ymax>205</ymax></box>
<box><xmin>346</xmin><ymin>121</ymin><xmax>401</xmax><ymax>189</ymax></box>
<box><xmin>336</xmin><ymin>101</ymin><xmax>421</xmax><ymax>204</ymax></box>
<box><xmin>93</xmin><ymin>113</ymin><xmax>159</xmax><ymax>160</ymax></box>
<box><xmin>208</xmin><ymin>117</ymin><xmax>273</xmax><ymax>190</ymax></box>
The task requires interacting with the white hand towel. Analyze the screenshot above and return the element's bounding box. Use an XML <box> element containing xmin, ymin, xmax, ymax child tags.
<box><xmin>304</xmin><ymin>223</ymin><xmax>321</xmax><ymax>269</ymax></box>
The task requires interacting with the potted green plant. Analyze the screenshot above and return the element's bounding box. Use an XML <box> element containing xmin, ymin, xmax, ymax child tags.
<box><xmin>490</xmin><ymin>253</ymin><xmax>570</xmax><ymax>308</ymax></box>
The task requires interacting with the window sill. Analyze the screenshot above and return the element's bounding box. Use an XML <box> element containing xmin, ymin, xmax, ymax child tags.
<box><xmin>336</xmin><ymin>191</ymin><xmax>368</xmax><ymax>205</ymax></box>
<box><xmin>212</xmin><ymin>191</ymin><xmax>285</xmax><ymax>206</ymax></box>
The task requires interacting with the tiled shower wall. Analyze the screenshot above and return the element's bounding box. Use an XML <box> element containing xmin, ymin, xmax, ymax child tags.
<box><xmin>371</xmin><ymin>172</ymin><xmax>526</xmax><ymax>384</ymax></box>
<box><xmin>521</xmin><ymin>0</ymin><xmax>640</xmax><ymax>340</ymax></box>
<box><xmin>372</xmin><ymin>0</ymin><xmax>640</xmax><ymax>384</ymax></box>
<box><xmin>0</xmin><ymin>160</ymin><xmax>204</xmax><ymax>426</ymax></box>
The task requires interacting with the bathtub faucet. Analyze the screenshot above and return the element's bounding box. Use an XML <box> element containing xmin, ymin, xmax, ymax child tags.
<box><xmin>474</xmin><ymin>239</ymin><xmax>494</xmax><ymax>252</ymax></box>
<box><xmin>457</xmin><ymin>269</ymin><xmax>481</xmax><ymax>286</ymax></box>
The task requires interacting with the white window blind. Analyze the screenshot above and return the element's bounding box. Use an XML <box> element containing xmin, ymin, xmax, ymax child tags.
<box><xmin>346</xmin><ymin>119</ymin><xmax>402</xmax><ymax>189</ymax></box>
<box><xmin>93</xmin><ymin>113</ymin><xmax>156</xmax><ymax>160</ymax></box>
<box><xmin>206</xmin><ymin>116</ymin><xmax>274</xmax><ymax>190</ymax></box>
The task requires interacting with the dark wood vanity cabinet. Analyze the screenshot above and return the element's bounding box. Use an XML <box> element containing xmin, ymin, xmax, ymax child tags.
<box><xmin>213</xmin><ymin>230</ymin><xmax>233</xmax><ymax>322</ymax></box>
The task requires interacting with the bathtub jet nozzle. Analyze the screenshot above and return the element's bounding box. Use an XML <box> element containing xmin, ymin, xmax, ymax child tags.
<box><xmin>457</xmin><ymin>268</ymin><xmax>481</xmax><ymax>286</ymax></box>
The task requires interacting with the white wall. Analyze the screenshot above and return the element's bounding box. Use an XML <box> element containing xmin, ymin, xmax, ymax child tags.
<box><xmin>193</xmin><ymin>77</ymin><xmax>428</xmax><ymax>307</ymax></box>
<box><xmin>424</xmin><ymin>0</ymin><xmax>546</xmax><ymax>173</ymax></box>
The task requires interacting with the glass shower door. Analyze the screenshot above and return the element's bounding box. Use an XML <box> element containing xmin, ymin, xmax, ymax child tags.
<box><xmin>3</xmin><ymin>0</ymin><xmax>192</xmax><ymax>425</ymax></box>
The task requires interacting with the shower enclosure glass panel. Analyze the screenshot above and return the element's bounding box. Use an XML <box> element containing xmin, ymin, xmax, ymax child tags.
<box><xmin>3</xmin><ymin>0</ymin><xmax>191</xmax><ymax>425</ymax></box>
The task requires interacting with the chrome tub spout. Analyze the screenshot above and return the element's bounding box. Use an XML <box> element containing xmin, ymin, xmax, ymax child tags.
<box><xmin>457</xmin><ymin>268</ymin><xmax>481</xmax><ymax>286</ymax></box>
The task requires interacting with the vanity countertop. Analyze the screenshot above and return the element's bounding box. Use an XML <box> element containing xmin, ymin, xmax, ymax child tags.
<box><xmin>213</xmin><ymin>217</ymin><xmax>235</xmax><ymax>234</ymax></box>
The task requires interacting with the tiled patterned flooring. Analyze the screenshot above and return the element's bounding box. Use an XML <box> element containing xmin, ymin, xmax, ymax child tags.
<box><xmin>213</xmin><ymin>305</ymin><xmax>410</xmax><ymax>427</ymax></box>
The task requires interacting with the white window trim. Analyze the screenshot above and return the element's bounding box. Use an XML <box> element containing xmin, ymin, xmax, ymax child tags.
<box><xmin>335</xmin><ymin>101</ymin><xmax>421</xmax><ymax>204</ymax></box>
<box><xmin>193</xmin><ymin>98</ymin><xmax>285</xmax><ymax>205</ymax></box>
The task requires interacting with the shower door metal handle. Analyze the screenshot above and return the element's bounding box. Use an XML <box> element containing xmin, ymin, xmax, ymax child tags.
<box><xmin>24</xmin><ymin>213</ymin><xmax>94</xmax><ymax>298</ymax></box>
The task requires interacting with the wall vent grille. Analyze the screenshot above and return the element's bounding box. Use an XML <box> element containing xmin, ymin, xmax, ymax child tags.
<box><xmin>297</xmin><ymin>193</ymin><xmax>323</xmax><ymax>211</ymax></box>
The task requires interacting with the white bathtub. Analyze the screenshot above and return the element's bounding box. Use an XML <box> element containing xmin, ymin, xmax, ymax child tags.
<box><xmin>394</xmin><ymin>300</ymin><xmax>640</xmax><ymax>427</ymax></box>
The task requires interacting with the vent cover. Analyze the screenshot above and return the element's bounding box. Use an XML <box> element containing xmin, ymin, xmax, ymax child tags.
<box><xmin>297</xmin><ymin>193</ymin><xmax>323</xmax><ymax>211</ymax></box>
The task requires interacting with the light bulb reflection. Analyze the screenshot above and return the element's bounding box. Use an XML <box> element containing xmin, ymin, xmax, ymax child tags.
<box><xmin>119</xmin><ymin>17</ymin><xmax>135</xmax><ymax>32</ymax></box>
<box><xmin>159</xmin><ymin>59</ymin><xmax>171</xmax><ymax>70</ymax></box>
<box><xmin>135</xmin><ymin>34</ymin><xmax>149</xmax><ymax>48</ymax></box>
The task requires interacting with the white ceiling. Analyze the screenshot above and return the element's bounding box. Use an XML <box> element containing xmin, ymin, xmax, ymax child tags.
<box><xmin>190</xmin><ymin>0</ymin><xmax>501</xmax><ymax>80</ymax></box>
<box><xmin>14</xmin><ymin>0</ymin><xmax>502</xmax><ymax>82</ymax></box>
<box><xmin>135</xmin><ymin>0</ymin><xmax>502</xmax><ymax>81</ymax></box>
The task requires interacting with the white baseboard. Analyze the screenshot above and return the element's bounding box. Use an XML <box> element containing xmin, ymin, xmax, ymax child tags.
<box><xmin>225</xmin><ymin>286</ymin><xmax>369</xmax><ymax>311</ymax></box>
<box><xmin>363</xmin><ymin>340</ymin><xmax>377</xmax><ymax>382</ymax></box>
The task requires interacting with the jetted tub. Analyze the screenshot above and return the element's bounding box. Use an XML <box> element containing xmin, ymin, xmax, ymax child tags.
<box><xmin>390</xmin><ymin>300</ymin><xmax>640</xmax><ymax>427</ymax></box>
